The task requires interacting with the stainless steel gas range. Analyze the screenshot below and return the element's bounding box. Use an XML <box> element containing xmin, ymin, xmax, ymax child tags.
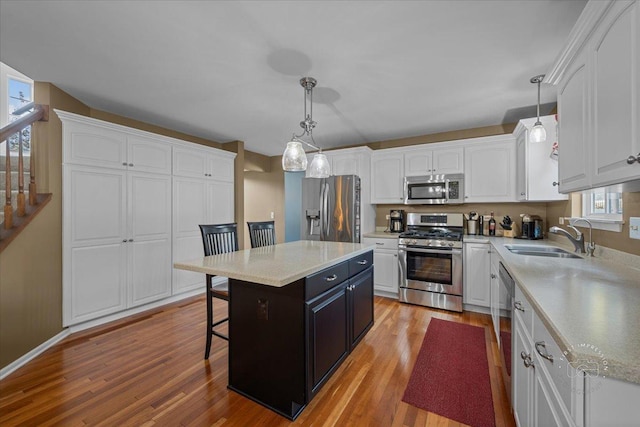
<box><xmin>398</xmin><ymin>213</ymin><xmax>464</xmax><ymax>312</ymax></box>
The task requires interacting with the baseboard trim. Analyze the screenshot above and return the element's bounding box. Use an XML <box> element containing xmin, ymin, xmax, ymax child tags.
<box><xmin>0</xmin><ymin>328</ymin><xmax>70</xmax><ymax>380</ymax></box>
<box><xmin>68</xmin><ymin>288</ymin><xmax>205</xmax><ymax>333</ymax></box>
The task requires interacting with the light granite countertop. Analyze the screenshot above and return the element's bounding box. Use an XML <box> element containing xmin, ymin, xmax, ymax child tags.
<box><xmin>482</xmin><ymin>237</ymin><xmax>640</xmax><ymax>385</ymax></box>
<box><xmin>173</xmin><ymin>240</ymin><xmax>371</xmax><ymax>287</ymax></box>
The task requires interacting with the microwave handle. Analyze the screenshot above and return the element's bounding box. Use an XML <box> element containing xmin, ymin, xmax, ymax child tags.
<box><xmin>444</xmin><ymin>179</ymin><xmax>450</xmax><ymax>203</ymax></box>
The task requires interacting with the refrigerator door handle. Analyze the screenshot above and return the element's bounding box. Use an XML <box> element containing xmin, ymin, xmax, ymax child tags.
<box><xmin>322</xmin><ymin>182</ymin><xmax>328</xmax><ymax>238</ymax></box>
<box><xmin>319</xmin><ymin>182</ymin><xmax>326</xmax><ymax>237</ymax></box>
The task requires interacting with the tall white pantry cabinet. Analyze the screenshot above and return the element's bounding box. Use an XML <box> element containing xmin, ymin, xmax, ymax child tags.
<box><xmin>58</xmin><ymin>110</ymin><xmax>235</xmax><ymax>327</ymax></box>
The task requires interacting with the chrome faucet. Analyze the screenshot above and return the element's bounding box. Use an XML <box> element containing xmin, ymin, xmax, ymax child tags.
<box><xmin>549</xmin><ymin>218</ymin><xmax>595</xmax><ymax>256</ymax></box>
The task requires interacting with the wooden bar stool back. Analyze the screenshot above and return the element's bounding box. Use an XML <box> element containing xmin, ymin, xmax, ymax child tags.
<box><xmin>247</xmin><ymin>221</ymin><xmax>276</xmax><ymax>248</ymax></box>
<box><xmin>199</xmin><ymin>223</ymin><xmax>238</xmax><ymax>359</ymax></box>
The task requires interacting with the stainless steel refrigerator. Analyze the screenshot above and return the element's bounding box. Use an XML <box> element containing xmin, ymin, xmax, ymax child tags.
<box><xmin>301</xmin><ymin>175</ymin><xmax>361</xmax><ymax>243</ymax></box>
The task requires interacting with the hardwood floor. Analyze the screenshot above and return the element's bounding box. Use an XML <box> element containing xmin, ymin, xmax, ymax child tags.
<box><xmin>0</xmin><ymin>296</ymin><xmax>515</xmax><ymax>426</ymax></box>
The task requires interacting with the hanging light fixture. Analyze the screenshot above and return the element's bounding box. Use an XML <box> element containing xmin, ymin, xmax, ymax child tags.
<box><xmin>529</xmin><ymin>74</ymin><xmax>547</xmax><ymax>143</ymax></box>
<box><xmin>281</xmin><ymin>77</ymin><xmax>331</xmax><ymax>178</ymax></box>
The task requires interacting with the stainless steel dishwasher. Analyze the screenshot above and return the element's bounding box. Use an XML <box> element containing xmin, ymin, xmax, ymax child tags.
<box><xmin>499</xmin><ymin>261</ymin><xmax>514</xmax><ymax>403</ymax></box>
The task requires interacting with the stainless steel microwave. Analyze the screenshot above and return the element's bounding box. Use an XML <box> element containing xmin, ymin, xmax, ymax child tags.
<box><xmin>403</xmin><ymin>174</ymin><xmax>464</xmax><ymax>204</ymax></box>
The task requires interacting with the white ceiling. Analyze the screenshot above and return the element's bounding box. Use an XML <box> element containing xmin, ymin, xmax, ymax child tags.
<box><xmin>0</xmin><ymin>0</ymin><xmax>586</xmax><ymax>156</ymax></box>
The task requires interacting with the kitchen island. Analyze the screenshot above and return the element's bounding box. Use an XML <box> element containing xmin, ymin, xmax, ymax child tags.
<box><xmin>174</xmin><ymin>240</ymin><xmax>374</xmax><ymax>420</ymax></box>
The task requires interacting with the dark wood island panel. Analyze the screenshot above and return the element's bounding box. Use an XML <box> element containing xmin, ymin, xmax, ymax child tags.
<box><xmin>228</xmin><ymin>250</ymin><xmax>374</xmax><ymax>420</ymax></box>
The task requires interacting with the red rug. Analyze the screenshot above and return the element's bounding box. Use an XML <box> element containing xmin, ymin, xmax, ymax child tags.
<box><xmin>402</xmin><ymin>318</ymin><xmax>495</xmax><ymax>427</ymax></box>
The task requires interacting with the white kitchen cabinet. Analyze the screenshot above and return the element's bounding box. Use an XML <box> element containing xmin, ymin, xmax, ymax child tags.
<box><xmin>489</xmin><ymin>248</ymin><xmax>502</xmax><ymax>343</ymax></box>
<box><xmin>512</xmin><ymin>284</ymin><xmax>584</xmax><ymax>427</ymax></box>
<box><xmin>62</xmin><ymin>119</ymin><xmax>172</xmax><ymax>174</ymax></box>
<box><xmin>58</xmin><ymin>110</ymin><xmax>236</xmax><ymax>327</ymax></box>
<box><xmin>464</xmin><ymin>135</ymin><xmax>517</xmax><ymax>203</ymax></box>
<box><xmin>463</xmin><ymin>242</ymin><xmax>491</xmax><ymax>308</ymax></box>
<box><xmin>173</xmin><ymin>145</ymin><xmax>234</xmax><ymax>182</ymax></box>
<box><xmin>63</xmin><ymin>165</ymin><xmax>172</xmax><ymax>326</ymax></box>
<box><xmin>172</xmin><ymin>143</ymin><xmax>234</xmax><ymax>295</ymax></box>
<box><xmin>515</xmin><ymin>116</ymin><xmax>568</xmax><ymax>202</ymax></box>
<box><xmin>363</xmin><ymin>237</ymin><xmax>399</xmax><ymax>297</ymax></box>
<box><xmin>370</xmin><ymin>150</ymin><xmax>404</xmax><ymax>204</ymax></box>
<box><xmin>549</xmin><ymin>0</ymin><xmax>640</xmax><ymax>192</ymax></box>
<box><xmin>403</xmin><ymin>146</ymin><xmax>463</xmax><ymax>176</ymax></box>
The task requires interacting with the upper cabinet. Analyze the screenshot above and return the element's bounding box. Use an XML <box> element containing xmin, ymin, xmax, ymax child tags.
<box><xmin>404</xmin><ymin>146</ymin><xmax>464</xmax><ymax>176</ymax></box>
<box><xmin>370</xmin><ymin>149</ymin><xmax>404</xmax><ymax>204</ymax></box>
<box><xmin>514</xmin><ymin>116</ymin><xmax>568</xmax><ymax>201</ymax></box>
<box><xmin>173</xmin><ymin>146</ymin><xmax>234</xmax><ymax>182</ymax></box>
<box><xmin>464</xmin><ymin>135</ymin><xmax>517</xmax><ymax>203</ymax></box>
<box><xmin>547</xmin><ymin>0</ymin><xmax>640</xmax><ymax>192</ymax></box>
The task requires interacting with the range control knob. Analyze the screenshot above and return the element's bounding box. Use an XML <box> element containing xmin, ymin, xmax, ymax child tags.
<box><xmin>448</xmin><ymin>242</ymin><xmax>454</xmax><ymax>247</ymax></box>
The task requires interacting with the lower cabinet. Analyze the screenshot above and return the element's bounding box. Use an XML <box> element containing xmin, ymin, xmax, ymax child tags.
<box><xmin>363</xmin><ymin>237</ymin><xmax>399</xmax><ymax>297</ymax></box>
<box><xmin>306</xmin><ymin>266</ymin><xmax>374</xmax><ymax>399</ymax></box>
<box><xmin>512</xmin><ymin>284</ymin><xmax>583</xmax><ymax>427</ymax></box>
<box><xmin>463</xmin><ymin>242</ymin><xmax>491</xmax><ymax>308</ymax></box>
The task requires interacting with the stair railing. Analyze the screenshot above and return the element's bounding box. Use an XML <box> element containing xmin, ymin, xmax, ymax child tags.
<box><xmin>0</xmin><ymin>103</ymin><xmax>49</xmax><ymax>250</ymax></box>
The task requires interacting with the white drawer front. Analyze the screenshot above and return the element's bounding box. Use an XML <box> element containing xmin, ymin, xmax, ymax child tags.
<box><xmin>363</xmin><ymin>237</ymin><xmax>398</xmax><ymax>250</ymax></box>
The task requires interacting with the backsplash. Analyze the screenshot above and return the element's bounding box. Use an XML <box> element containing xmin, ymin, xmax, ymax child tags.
<box><xmin>375</xmin><ymin>203</ymin><xmax>547</xmax><ymax>235</ymax></box>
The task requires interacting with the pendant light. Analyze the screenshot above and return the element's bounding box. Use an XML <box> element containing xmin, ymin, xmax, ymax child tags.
<box><xmin>281</xmin><ymin>77</ymin><xmax>331</xmax><ymax>178</ymax></box>
<box><xmin>529</xmin><ymin>74</ymin><xmax>547</xmax><ymax>143</ymax></box>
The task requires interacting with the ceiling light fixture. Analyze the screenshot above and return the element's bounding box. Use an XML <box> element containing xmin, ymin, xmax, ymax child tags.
<box><xmin>529</xmin><ymin>74</ymin><xmax>547</xmax><ymax>143</ymax></box>
<box><xmin>281</xmin><ymin>77</ymin><xmax>330</xmax><ymax>178</ymax></box>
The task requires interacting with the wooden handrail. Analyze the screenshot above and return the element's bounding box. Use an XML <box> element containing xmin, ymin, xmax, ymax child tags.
<box><xmin>0</xmin><ymin>105</ymin><xmax>48</xmax><ymax>142</ymax></box>
<box><xmin>1</xmin><ymin>103</ymin><xmax>49</xmax><ymax>237</ymax></box>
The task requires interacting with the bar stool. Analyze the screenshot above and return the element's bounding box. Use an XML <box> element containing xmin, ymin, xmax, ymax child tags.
<box><xmin>247</xmin><ymin>221</ymin><xmax>276</xmax><ymax>248</ymax></box>
<box><xmin>199</xmin><ymin>223</ymin><xmax>238</xmax><ymax>359</ymax></box>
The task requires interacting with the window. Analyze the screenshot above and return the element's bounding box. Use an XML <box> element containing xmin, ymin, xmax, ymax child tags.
<box><xmin>1</xmin><ymin>62</ymin><xmax>34</xmax><ymax>155</ymax></box>
<box><xmin>573</xmin><ymin>188</ymin><xmax>624</xmax><ymax>232</ymax></box>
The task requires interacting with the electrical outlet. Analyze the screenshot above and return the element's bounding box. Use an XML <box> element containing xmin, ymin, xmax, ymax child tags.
<box><xmin>270</xmin><ymin>211</ymin><xmax>275</xmax><ymax>219</ymax></box>
<box><xmin>385</xmin><ymin>214</ymin><xmax>390</xmax><ymax>220</ymax></box>
<box><xmin>630</xmin><ymin>217</ymin><xmax>640</xmax><ymax>240</ymax></box>
<box><xmin>559</xmin><ymin>217</ymin><xmax>564</xmax><ymax>225</ymax></box>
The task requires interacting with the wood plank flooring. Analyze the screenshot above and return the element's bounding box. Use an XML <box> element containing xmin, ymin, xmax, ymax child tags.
<box><xmin>0</xmin><ymin>295</ymin><xmax>515</xmax><ymax>426</ymax></box>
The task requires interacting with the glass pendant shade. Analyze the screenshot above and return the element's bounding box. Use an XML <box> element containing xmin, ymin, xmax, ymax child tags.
<box><xmin>530</xmin><ymin>121</ymin><xmax>547</xmax><ymax>143</ymax></box>
<box><xmin>307</xmin><ymin>153</ymin><xmax>331</xmax><ymax>178</ymax></box>
<box><xmin>282</xmin><ymin>140</ymin><xmax>308</xmax><ymax>171</ymax></box>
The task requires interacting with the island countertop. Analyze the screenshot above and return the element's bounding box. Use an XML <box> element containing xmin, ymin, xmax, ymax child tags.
<box><xmin>173</xmin><ymin>240</ymin><xmax>372</xmax><ymax>287</ymax></box>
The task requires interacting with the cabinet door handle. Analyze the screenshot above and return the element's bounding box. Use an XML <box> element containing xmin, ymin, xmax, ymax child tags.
<box><xmin>376</xmin><ymin>242</ymin><xmax>384</xmax><ymax>246</ymax></box>
<box><xmin>490</xmin><ymin>274</ymin><xmax>496</xmax><ymax>279</ymax></box>
<box><xmin>514</xmin><ymin>301</ymin><xmax>525</xmax><ymax>312</ymax></box>
<box><xmin>626</xmin><ymin>154</ymin><xmax>640</xmax><ymax>164</ymax></box>
<box><xmin>520</xmin><ymin>192</ymin><xmax>526</xmax><ymax>196</ymax></box>
<box><xmin>128</xmin><ymin>239</ymin><xmax>134</xmax><ymax>242</ymax></box>
<box><xmin>357</xmin><ymin>260</ymin><xmax>368</xmax><ymax>265</ymax></box>
<box><xmin>552</xmin><ymin>181</ymin><xmax>559</xmax><ymax>186</ymax></box>
<box><xmin>122</xmin><ymin>162</ymin><xmax>128</xmax><ymax>166</ymax></box>
<box><xmin>535</xmin><ymin>341</ymin><xmax>554</xmax><ymax>362</ymax></box>
<box><xmin>122</xmin><ymin>239</ymin><xmax>128</xmax><ymax>243</ymax></box>
<box><xmin>523</xmin><ymin>355</ymin><xmax>534</xmax><ymax>368</ymax></box>
<box><xmin>325</xmin><ymin>274</ymin><xmax>338</xmax><ymax>282</ymax></box>
<box><xmin>128</xmin><ymin>163</ymin><xmax>134</xmax><ymax>167</ymax></box>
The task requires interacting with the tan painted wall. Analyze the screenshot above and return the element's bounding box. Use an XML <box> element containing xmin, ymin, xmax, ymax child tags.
<box><xmin>547</xmin><ymin>192</ymin><xmax>640</xmax><ymax>256</ymax></box>
<box><xmin>0</xmin><ymin>83</ymin><xmax>89</xmax><ymax>369</ymax></box>
<box><xmin>243</xmin><ymin>157</ymin><xmax>284</xmax><ymax>249</ymax></box>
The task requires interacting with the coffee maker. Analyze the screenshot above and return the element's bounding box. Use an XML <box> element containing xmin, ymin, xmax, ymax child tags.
<box><xmin>520</xmin><ymin>214</ymin><xmax>543</xmax><ymax>239</ymax></box>
<box><xmin>389</xmin><ymin>210</ymin><xmax>405</xmax><ymax>233</ymax></box>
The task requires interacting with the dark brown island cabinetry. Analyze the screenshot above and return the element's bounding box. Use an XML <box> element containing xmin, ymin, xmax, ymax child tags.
<box><xmin>228</xmin><ymin>250</ymin><xmax>374</xmax><ymax>420</ymax></box>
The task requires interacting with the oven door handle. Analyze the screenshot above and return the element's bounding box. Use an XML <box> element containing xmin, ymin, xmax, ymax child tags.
<box><xmin>399</xmin><ymin>247</ymin><xmax>462</xmax><ymax>255</ymax></box>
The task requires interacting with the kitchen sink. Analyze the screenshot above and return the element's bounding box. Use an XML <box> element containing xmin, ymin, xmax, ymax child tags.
<box><xmin>503</xmin><ymin>244</ymin><xmax>582</xmax><ymax>259</ymax></box>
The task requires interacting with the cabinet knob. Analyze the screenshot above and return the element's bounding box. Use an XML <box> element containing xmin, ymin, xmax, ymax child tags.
<box><xmin>122</xmin><ymin>162</ymin><xmax>128</xmax><ymax>166</ymax></box>
<box><xmin>552</xmin><ymin>181</ymin><xmax>559</xmax><ymax>186</ymax></box>
<box><xmin>490</xmin><ymin>274</ymin><xmax>496</xmax><ymax>279</ymax></box>
<box><xmin>128</xmin><ymin>163</ymin><xmax>134</xmax><ymax>167</ymax></box>
<box><xmin>520</xmin><ymin>192</ymin><xmax>526</xmax><ymax>196</ymax></box>
<box><xmin>627</xmin><ymin>154</ymin><xmax>640</xmax><ymax>164</ymax></box>
<box><xmin>128</xmin><ymin>239</ymin><xmax>134</xmax><ymax>242</ymax></box>
<box><xmin>123</xmin><ymin>239</ymin><xmax>127</xmax><ymax>243</ymax></box>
